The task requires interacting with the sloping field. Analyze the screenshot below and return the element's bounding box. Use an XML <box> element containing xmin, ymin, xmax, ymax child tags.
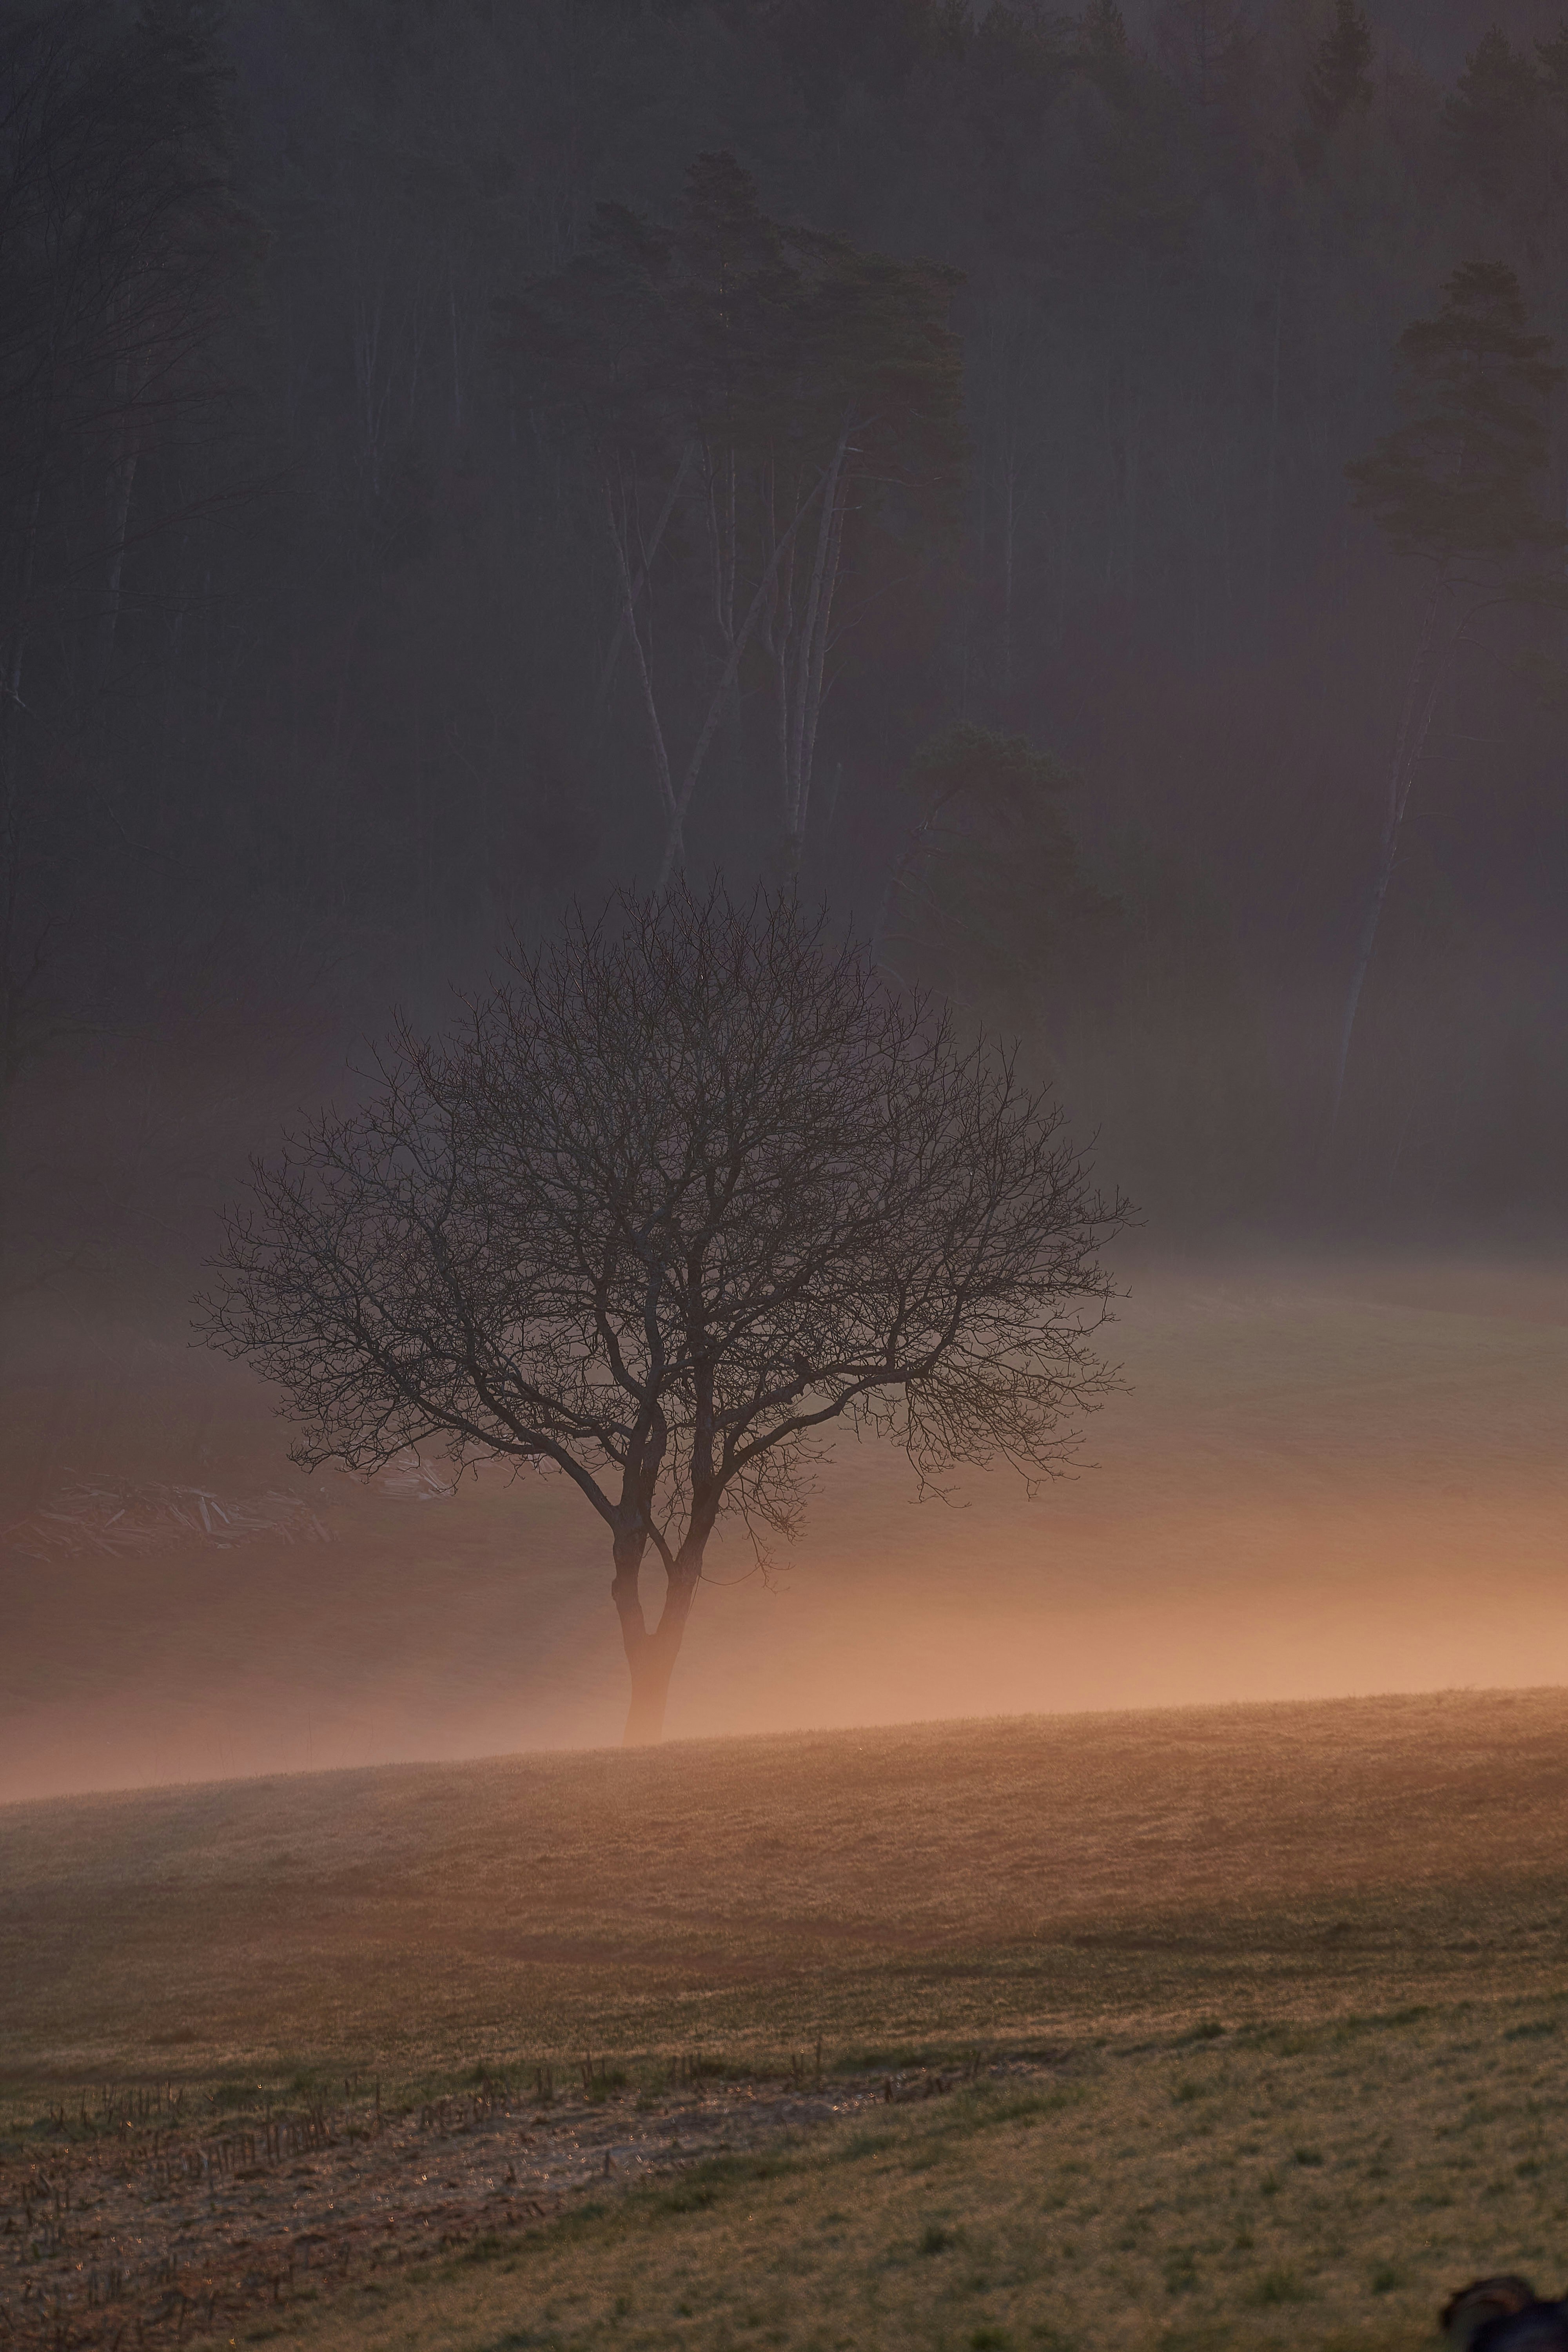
<box><xmin>7</xmin><ymin>1688</ymin><xmax>1568</xmax><ymax>2076</ymax></box>
<box><xmin>7</xmin><ymin>1690</ymin><xmax>1568</xmax><ymax>2352</ymax></box>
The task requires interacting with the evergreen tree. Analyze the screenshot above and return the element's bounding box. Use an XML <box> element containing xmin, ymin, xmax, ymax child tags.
<box><xmin>1334</xmin><ymin>264</ymin><xmax>1565</xmax><ymax>1127</ymax></box>
<box><xmin>933</xmin><ymin>0</ymin><xmax>971</xmax><ymax>59</ymax></box>
<box><xmin>878</xmin><ymin>725</ymin><xmax>1111</xmax><ymax>1020</ymax></box>
<box><xmin>1307</xmin><ymin>0</ymin><xmax>1373</xmax><ymax>133</ymax></box>
<box><xmin>1347</xmin><ymin>261</ymin><xmax>1562</xmax><ymax>566</ymax></box>
<box><xmin>1154</xmin><ymin>0</ymin><xmax>1249</xmax><ymax>109</ymax></box>
<box><xmin>1443</xmin><ymin>29</ymin><xmax>1544</xmax><ymax>207</ymax></box>
<box><xmin>1080</xmin><ymin>0</ymin><xmax>1132</xmax><ymax>71</ymax></box>
<box><xmin>1539</xmin><ymin>23</ymin><xmax>1568</xmax><ymax>105</ymax></box>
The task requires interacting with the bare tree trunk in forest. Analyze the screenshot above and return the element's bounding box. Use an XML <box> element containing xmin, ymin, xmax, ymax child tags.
<box><xmin>764</xmin><ymin>415</ymin><xmax>853</xmax><ymax>878</ymax></box>
<box><xmin>1000</xmin><ymin>441</ymin><xmax>1018</xmax><ymax>704</ymax></box>
<box><xmin>5</xmin><ymin>474</ymin><xmax>44</xmax><ymax>717</ymax></box>
<box><xmin>1264</xmin><ymin>279</ymin><xmax>1283</xmax><ymax>601</ymax></box>
<box><xmin>98</xmin><ymin>439</ymin><xmax>139</xmax><ymax>691</ymax></box>
<box><xmin>595</xmin><ymin>443</ymin><xmax>694</xmax><ymax>710</ymax></box>
<box><xmin>653</xmin><ymin>456</ymin><xmax>838</xmax><ymax>895</ymax></box>
<box><xmin>604</xmin><ymin>475</ymin><xmax>683</xmax><ymax>860</ymax></box>
<box><xmin>0</xmin><ymin>469</ymin><xmax>48</xmax><ymax>1268</ymax></box>
<box><xmin>1328</xmin><ymin>573</ymin><xmax>1450</xmax><ymax>1129</ymax></box>
<box><xmin>787</xmin><ymin>461</ymin><xmax>848</xmax><ymax>874</ymax></box>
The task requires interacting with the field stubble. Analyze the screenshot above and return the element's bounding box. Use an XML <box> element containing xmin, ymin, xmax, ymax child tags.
<box><xmin>6</xmin><ymin>1690</ymin><xmax>1568</xmax><ymax>2352</ymax></box>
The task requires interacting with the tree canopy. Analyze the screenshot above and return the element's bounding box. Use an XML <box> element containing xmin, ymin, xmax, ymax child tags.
<box><xmin>202</xmin><ymin>887</ymin><xmax>1125</xmax><ymax>1741</ymax></box>
<box><xmin>1347</xmin><ymin>261</ymin><xmax>1564</xmax><ymax>570</ymax></box>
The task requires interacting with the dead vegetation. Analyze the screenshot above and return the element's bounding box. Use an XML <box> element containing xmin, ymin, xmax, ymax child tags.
<box><xmin>0</xmin><ymin>2057</ymin><xmax>933</xmax><ymax>2350</ymax></box>
<box><xmin>5</xmin><ymin>1479</ymin><xmax>330</xmax><ymax>1561</ymax></box>
<box><xmin>4</xmin><ymin>1450</ymin><xmax>457</xmax><ymax>1564</ymax></box>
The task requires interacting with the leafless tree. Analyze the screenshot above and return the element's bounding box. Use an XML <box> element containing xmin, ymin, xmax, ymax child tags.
<box><xmin>201</xmin><ymin>887</ymin><xmax>1127</xmax><ymax>1744</ymax></box>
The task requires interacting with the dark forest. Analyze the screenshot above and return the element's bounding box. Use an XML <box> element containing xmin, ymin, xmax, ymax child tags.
<box><xmin>3</xmin><ymin>0</ymin><xmax>1567</xmax><ymax>1510</ymax></box>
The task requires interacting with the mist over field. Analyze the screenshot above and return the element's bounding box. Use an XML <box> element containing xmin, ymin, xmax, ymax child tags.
<box><xmin>4</xmin><ymin>0</ymin><xmax>1568</xmax><ymax>1799</ymax></box>
<box><xmin>4</xmin><ymin>1249</ymin><xmax>1565</xmax><ymax>1801</ymax></box>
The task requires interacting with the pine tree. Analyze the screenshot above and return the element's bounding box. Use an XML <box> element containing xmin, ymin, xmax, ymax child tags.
<box><xmin>1307</xmin><ymin>0</ymin><xmax>1373</xmax><ymax>132</ymax></box>
<box><xmin>878</xmin><ymin>726</ymin><xmax>1112</xmax><ymax>1018</ymax></box>
<box><xmin>1444</xmin><ymin>29</ymin><xmax>1543</xmax><ymax>205</ymax></box>
<box><xmin>1347</xmin><ymin>261</ymin><xmax>1562</xmax><ymax>565</ymax></box>
<box><xmin>1332</xmin><ymin>265</ymin><xmax>1565</xmax><ymax>1129</ymax></box>
<box><xmin>1539</xmin><ymin>22</ymin><xmax>1568</xmax><ymax>105</ymax></box>
<box><xmin>1154</xmin><ymin>0</ymin><xmax>1248</xmax><ymax>109</ymax></box>
<box><xmin>933</xmin><ymin>0</ymin><xmax>972</xmax><ymax>59</ymax></box>
<box><xmin>1080</xmin><ymin>0</ymin><xmax>1131</xmax><ymax>70</ymax></box>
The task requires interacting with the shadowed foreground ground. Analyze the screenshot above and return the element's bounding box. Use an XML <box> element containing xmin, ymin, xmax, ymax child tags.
<box><xmin>5</xmin><ymin>1690</ymin><xmax>1568</xmax><ymax>2351</ymax></box>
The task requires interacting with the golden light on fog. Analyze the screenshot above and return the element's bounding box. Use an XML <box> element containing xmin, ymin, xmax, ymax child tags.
<box><xmin>4</xmin><ymin>1254</ymin><xmax>1564</xmax><ymax>1802</ymax></box>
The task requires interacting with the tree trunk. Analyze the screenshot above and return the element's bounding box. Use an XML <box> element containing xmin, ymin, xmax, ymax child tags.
<box><xmin>779</xmin><ymin>418</ymin><xmax>853</xmax><ymax>875</ymax></box>
<box><xmin>621</xmin><ymin>1631</ymin><xmax>683</xmax><ymax>1746</ymax></box>
<box><xmin>653</xmin><ymin>463</ymin><xmax>836</xmax><ymax>896</ymax></box>
<box><xmin>98</xmin><ymin>443</ymin><xmax>139</xmax><ymax>693</ymax></box>
<box><xmin>611</xmin><ymin>1532</ymin><xmax>702</xmax><ymax>1746</ymax></box>
<box><xmin>603</xmin><ymin>477</ymin><xmax>682</xmax><ymax>857</ymax></box>
<box><xmin>596</xmin><ymin>444</ymin><xmax>693</xmax><ymax>711</ymax></box>
<box><xmin>1328</xmin><ymin>574</ymin><xmax>1449</xmax><ymax>1131</ymax></box>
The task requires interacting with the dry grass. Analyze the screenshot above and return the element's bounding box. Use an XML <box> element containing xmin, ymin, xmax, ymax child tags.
<box><xmin>7</xmin><ymin>1688</ymin><xmax>1568</xmax><ymax>2076</ymax></box>
<box><xmin>7</xmin><ymin>1688</ymin><xmax>1568</xmax><ymax>2350</ymax></box>
<box><xmin>247</xmin><ymin>2001</ymin><xmax>1568</xmax><ymax>2352</ymax></box>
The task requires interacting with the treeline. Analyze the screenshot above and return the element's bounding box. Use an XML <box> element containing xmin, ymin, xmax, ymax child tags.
<box><xmin>3</xmin><ymin>0</ymin><xmax>1567</xmax><ymax>1305</ymax></box>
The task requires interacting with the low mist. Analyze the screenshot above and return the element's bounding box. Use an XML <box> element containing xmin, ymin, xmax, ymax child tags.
<box><xmin>5</xmin><ymin>1250</ymin><xmax>1564</xmax><ymax>1804</ymax></box>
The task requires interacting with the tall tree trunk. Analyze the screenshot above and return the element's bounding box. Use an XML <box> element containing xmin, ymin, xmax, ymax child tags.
<box><xmin>603</xmin><ymin>477</ymin><xmax>682</xmax><ymax>858</ymax></box>
<box><xmin>595</xmin><ymin>445</ymin><xmax>693</xmax><ymax>711</ymax></box>
<box><xmin>653</xmin><ymin>458</ymin><xmax>837</xmax><ymax>895</ymax></box>
<box><xmin>774</xmin><ymin>416</ymin><xmax>854</xmax><ymax>878</ymax></box>
<box><xmin>998</xmin><ymin>428</ymin><xmax>1022</xmax><ymax>706</ymax></box>
<box><xmin>98</xmin><ymin>441</ymin><xmax>139</xmax><ymax>692</ymax></box>
<box><xmin>611</xmin><ymin>1532</ymin><xmax>702</xmax><ymax>1745</ymax></box>
<box><xmin>1264</xmin><ymin>278</ymin><xmax>1283</xmax><ymax>603</ymax></box>
<box><xmin>1328</xmin><ymin>573</ymin><xmax>1449</xmax><ymax>1131</ymax></box>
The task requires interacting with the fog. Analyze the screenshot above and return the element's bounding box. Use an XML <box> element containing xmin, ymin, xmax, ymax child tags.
<box><xmin>4</xmin><ymin>0</ymin><xmax>1568</xmax><ymax>1800</ymax></box>
<box><xmin>5</xmin><ymin>1250</ymin><xmax>1564</xmax><ymax>1803</ymax></box>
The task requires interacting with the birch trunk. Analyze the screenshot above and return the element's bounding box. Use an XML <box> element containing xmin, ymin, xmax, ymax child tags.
<box><xmin>604</xmin><ymin>477</ymin><xmax>682</xmax><ymax>857</ymax></box>
<box><xmin>595</xmin><ymin>444</ymin><xmax>694</xmax><ymax>709</ymax></box>
<box><xmin>796</xmin><ymin>486</ymin><xmax>848</xmax><ymax>864</ymax></box>
<box><xmin>773</xmin><ymin>415</ymin><xmax>854</xmax><ymax>877</ymax></box>
<box><xmin>653</xmin><ymin>453</ymin><xmax>839</xmax><ymax>894</ymax></box>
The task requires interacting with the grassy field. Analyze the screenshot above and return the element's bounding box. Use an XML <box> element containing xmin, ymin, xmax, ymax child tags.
<box><xmin>7</xmin><ymin>1688</ymin><xmax>1568</xmax><ymax>2351</ymax></box>
<box><xmin>260</xmin><ymin>2002</ymin><xmax>1568</xmax><ymax>2352</ymax></box>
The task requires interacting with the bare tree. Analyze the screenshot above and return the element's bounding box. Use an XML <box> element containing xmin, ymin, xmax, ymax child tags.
<box><xmin>201</xmin><ymin>887</ymin><xmax>1126</xmax><ymax>1744</ymax></box>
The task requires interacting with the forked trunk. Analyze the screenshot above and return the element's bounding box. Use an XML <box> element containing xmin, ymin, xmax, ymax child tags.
<box><xmin>611</xmin><ymin>1534</ymin><xmax>702</xmax><ymax>1746</ymax></box>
